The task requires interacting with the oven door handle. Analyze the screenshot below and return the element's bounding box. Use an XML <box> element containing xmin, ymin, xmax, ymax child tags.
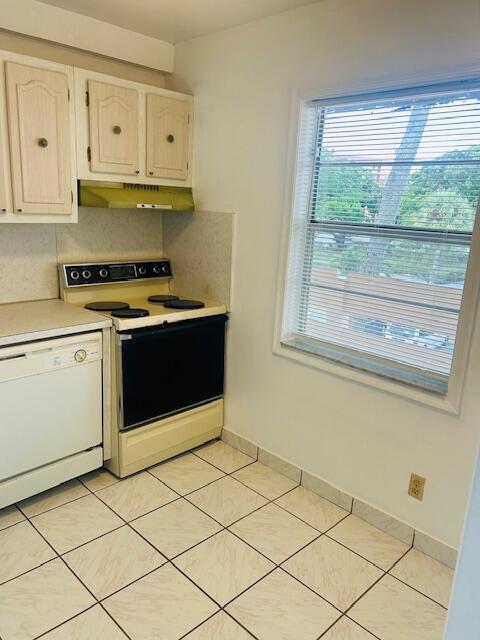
<box><xmin>118</xmin><ymin>314</ymin><xmax>228</xmax><ymax>344</ymax></box>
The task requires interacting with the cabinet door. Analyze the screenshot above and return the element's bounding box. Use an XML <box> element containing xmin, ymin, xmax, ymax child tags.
<box><xmin>5</xmin><ymin>62</ymin><xmax>72</xmax><ymax>215</ymax></box>
<box><xmin>146</xmin><ymin>94</ymin><xmax>190</xmax><ymax>180</ymax></box>
<box><xmin>88</xmin><ymin>80</ymin><xmax>139</xmax><ymax>175</ymax></box>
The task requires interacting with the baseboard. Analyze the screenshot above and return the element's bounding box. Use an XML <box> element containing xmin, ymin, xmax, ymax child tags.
<box><xmin>220</xmin><ymin>428</ymin><xmax>458</xmax><ymax>568</ymax></box>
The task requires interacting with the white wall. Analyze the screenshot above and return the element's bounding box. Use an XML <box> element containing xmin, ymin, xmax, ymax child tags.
<box><xmin>170</xmin><ymin>0</ymin><xmax>480</xmax><ymax>547</ymax></box>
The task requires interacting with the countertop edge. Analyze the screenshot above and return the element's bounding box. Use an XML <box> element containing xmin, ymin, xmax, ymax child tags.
<box><xmin>0</xmin><ymin>319</ymin><xmax>112</xmax><ymax>348</ymax></box>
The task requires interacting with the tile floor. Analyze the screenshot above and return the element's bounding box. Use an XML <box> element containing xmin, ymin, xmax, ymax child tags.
<box><xmin>0</xmin><ymin>440</ymin><xmax>454</xmax><ymax>640</ymax></box>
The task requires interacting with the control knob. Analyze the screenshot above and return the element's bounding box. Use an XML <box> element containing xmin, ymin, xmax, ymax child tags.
<box><xmin>70</xmin><ymin>270</ymin><xmax>80</xmax><ymax>281</ymax></box>
<box><xmin>82</xmin><ymin>270</ymin><xmax>91</xmax><ymax>280</ymax></box>
<box><xmin>74</xmin><ymin>349</ymin><xmax>87</xmax><ymax>363</ymax></box>
<box><xmin>153</xmin><ymin>265</ymin><xmax>161</xmax><ymax>274</ymax></box>
<box><xmin>99</xmin><ymin>268</ymin><xmax>108</xmax><ymax>278</ymax></box>
<box><xmin>162</xmin><ymin>264</ymin><xmax>170</xmax><ymax>274</ymax></box>
<box><xmin>138</xmin><ymin>266</ymin><xmax>147</xmax><ymax>276</ymax></box>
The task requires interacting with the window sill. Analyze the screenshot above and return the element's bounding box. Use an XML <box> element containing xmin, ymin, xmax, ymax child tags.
<box><xmin>272</xmin><ymin>338</ymin><xmax>461</xmax><ymax>415</ymax></box>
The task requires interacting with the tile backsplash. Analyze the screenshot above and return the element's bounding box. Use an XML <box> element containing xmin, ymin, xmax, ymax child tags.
<box><xmin>0</xmin><ymin>224</ymin><xmax>58</xmax><ymax>303</ymax></box>
<box><xmin>0</xmin><ymin>208</ymin><xmax>233</xmax><ymax>306</ymax></box>
<box><xmin>0</xmin><ymin>208</ymin><xmax>164</xmax><ymax>305</ymax></box>
<box><xmin>164</xmin><ymin>210</ymin><xmax>233</xmax><ymax>307</ymax></box>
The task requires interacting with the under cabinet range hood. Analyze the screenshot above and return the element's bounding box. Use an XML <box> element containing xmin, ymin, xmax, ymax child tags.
<box><xmin>78</xmin><ymin>181</ymin><xmax>195</xmax><ymax>212</ymax></box>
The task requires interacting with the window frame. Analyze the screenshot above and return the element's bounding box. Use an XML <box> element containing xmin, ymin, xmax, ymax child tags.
<box><xmin>273</xmin><ymin>74</ymin><xmax>480</xmax><ymax>414</ymax></box>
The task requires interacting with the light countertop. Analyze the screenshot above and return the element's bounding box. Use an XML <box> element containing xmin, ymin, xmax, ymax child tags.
<box><xmin>0</xmin><ymin>299</ymin><xmax>111</xmax><ymax>347</ymax></box>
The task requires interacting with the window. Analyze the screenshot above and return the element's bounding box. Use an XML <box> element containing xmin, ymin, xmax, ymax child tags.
<box><xmin>282</xmin><ymin>82</ymin><xmax>480</xmax><ymax>393</ymax></box>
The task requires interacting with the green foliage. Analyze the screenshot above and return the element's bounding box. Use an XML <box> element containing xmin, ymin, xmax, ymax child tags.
<box><xmin>314</xmin><ymin>150</ymin><xmax>381</xmax><ymax>222</ymax></box>
<box><xmin>400</xmin><ymin>189</ymin><xmax>475</xmax><ymax>230</ymax></box>
<box><xmin>314</xmin><ymin>146</ymin><xmax>479</xmax><ymax>283</ymax></box>
<box><xmin>400</xmin><ymin>146</ymin><xmax>480</xmax><ymax>218</ymax></box>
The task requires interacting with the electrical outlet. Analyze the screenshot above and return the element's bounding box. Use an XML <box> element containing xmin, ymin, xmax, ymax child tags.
<box><xmin>408</xmin><ymin>473</ymin><xmax>426</xmax><ymax>501</ymax></box>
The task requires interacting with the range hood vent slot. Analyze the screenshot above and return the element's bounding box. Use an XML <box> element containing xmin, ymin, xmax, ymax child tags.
<box><xmin>78</xmin><ymin>181</ymin><xmax>194</xmax><ymax>211</ymax></box>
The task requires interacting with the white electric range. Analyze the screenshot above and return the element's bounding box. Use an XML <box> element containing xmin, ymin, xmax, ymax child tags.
<box><xmin>59</xmin><ymin>258</ymin><xmax>227</xmax><ymax>478</ymax></box>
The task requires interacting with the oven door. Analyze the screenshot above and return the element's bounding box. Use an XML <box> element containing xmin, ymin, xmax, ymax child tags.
<box><xmin>118</xmin><ymin>314</ymin><xmax>227</xmax><ymax>430</ymax></box>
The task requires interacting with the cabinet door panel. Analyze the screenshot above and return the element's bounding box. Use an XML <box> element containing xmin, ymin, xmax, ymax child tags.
<box><xmin>5</xmin><ymin>62</ymin><xmax>72</xmax><ymax>215</ymax></box>
<box><xmin>146</xmin><ymin>94</ymin><xmax>189</xmax><ymax>180</ymax></box>
<box><xmin>88</xmin><ymin>80</ymin><xmax>138</xmax><ymax>175</ymax></box>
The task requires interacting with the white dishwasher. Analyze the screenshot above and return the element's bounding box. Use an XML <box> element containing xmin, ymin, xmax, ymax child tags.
<box><xmin>0</xmin><ymin>331</ymin><xmax>103</xmax><ymax>508</ymax></box>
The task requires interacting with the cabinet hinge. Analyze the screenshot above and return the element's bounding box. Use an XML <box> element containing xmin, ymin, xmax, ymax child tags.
<box><xmin>67</xmin><ymin>88</ymin><xmax>70</xmax><ymax>101</ymax></box>
<box><xmin>85</xmin><ymin>91</ymin><xmax>89</xmax><ymax>107</ymax></box>
<box><xmin>87</xmin><ymin>146</ymin><xmax>91</xmax><ymax>162</ymax></box>
<box><xmin>71</xmin><ymin>190</ymin><xmax>73</xmax><ymax>203</ymax></box>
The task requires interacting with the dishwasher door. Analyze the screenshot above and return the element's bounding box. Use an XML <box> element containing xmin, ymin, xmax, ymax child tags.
<box><xmin>0</xmin><ymin>332</ymin><xmax>103</xmax><ymax>482</ymax></box>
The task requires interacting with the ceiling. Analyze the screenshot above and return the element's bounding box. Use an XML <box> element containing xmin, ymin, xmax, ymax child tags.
<box><xmin>36</xmin><ymin>0</ymin><xmax>318</xmax><ymax>44</ymax></box>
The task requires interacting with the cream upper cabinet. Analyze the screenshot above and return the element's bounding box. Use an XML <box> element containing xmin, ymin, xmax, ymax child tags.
<box><xmin>87</xmin><ymin>80</ymin><xmax>139</xmax><ymax>175</ymax></box>
<box><xmin>5</xmin><ymin>61</ymin><xmax>74</xmax><ymax>217</ymax></box>
<box><xmin>146</xmin><ymin>94</ymin><xmax>190</xmax><ymax>180</ymax></box>
<box><xmin>0</xmin><ymin>52</ymin><xmax>77</xmax><ymax>224</ymax></box>
<box><xmin>75</xmin><ymin>68</ymin><xmax>193</xmax><ymax>187</ymax></box>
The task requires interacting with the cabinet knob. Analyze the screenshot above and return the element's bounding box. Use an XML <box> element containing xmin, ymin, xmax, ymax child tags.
<box><xmin>113</xmin><ymin>125</ymin><xmax>122</xmax><ymax>134</ymax></box>
<box><xmin>38</xmin><ymin>137</ymin><xmax>48</xmax><ymax>148</ymax></box>
<box><xmin>166</xmin><ymin>134</ymin><xmax>175</xmax><ymax>143</ymax></box>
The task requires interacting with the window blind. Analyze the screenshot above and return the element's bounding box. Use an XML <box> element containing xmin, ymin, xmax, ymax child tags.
<box><xmin>282</xmin><ymin>82</ymin><xmax>480</xmax><ymax>392</ymax></box>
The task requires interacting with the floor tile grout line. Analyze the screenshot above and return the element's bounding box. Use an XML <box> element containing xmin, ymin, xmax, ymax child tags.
<box><xmin>27</xmin><ymin>515</ymin><xmax>102</xmax><ymax>603</ymax></box>
<box><xmin>22</xmin><ymin>478</ymin><xmax>165</xmax><ymax>640</ymax></box>
<box><xmin>278</xmin><ymin>564</ymin><xmax>346</xmax><ymax>615</ymax></box>
<box><xmin>322</xmin><ymin>530</ymin><xmax>404</xmax><ymax>571</ymax></box>
<box><xmin>4</xmin><ymin>448</ymin><xmax>448</xmax><ymax>640</ymax></box>
<box><xmin>17</xmin><ymin>487</ymin><xmax>91</xmax><ymax>520</ymax></box>
<box><xmin>147</xmin><ymin>468</ymin><xmax>226</xmax><ymax>496</ymax></box>
<box><xmin>220</xmin><ymin>563</ymin><xmax>279</xmax><ymax>610</ymax></box>
<box><xmin>149</xmin><ymin>525</ymin><xmax>224</xmax><ymax>564</ymax></box>
<box><xmin>80</xmin><ymin>482</ymin><xmax>178</xmax><ymax>565</ymax></box>
<box><xmin>227</xmin><ymin>472</ymin><xmax>300</xmax><ymax>502</ymax></box>
<box><xmin>191</xmin><ymin>451</ymin><xmax>257</xmax><ymax>475</ymax></box>
<box><xmin>315</xmin><ymin>617</ymin><xmax>341</xmax><ymax>640</ymax></box>
<box><xmin>5</xmin><ymin>458</ymin><xmax>358</xmax><ymax>597</ymax></box>
<box><xmin>344</xmin><ymin>615</ymin><xmax>384</xmax><ymax>640</ymax></box>
<box><xmin>222</xmin><ymin>610</ymin><xmax>259</xmax><ymax>640</ymax></box>
<box><xmin>23</xmin><ymin>487</ymin><xmax>146</xmax><ymax>640</ymax></box>
<box><xmin>94</xmin><ymin>489</ymin><xmax>182</xmax><ymax>525</ymax></box>
<box><xmin>182</xmin><ymin>489</ymin><xmax>266</xmax><ymax>530</ymax></box>
<box><xmin>381</xmin><ymin>541</ymin><xmax>453</xmax><ymax>608</ymax></box>
<box><xmin>98</xmin><ymin>602</ymin><xmax>134</xmax><ymax>640</ymax></box>
<box><xmin>386</xmin><ymin>570</ymin><xmax>449</xmax><ymax>610</ymax></box>
<box><xmin>175</xmin><ymin>611</ymin><xmax>221</xmax><ymax>640</ymax></box>
<box><xmin>98</xmin><ymin>562</ymin><xmax>167</xmax><ymax>603</ymax></box>
<box><xmin>73</xmin><ymin>479</ymin><xmax>239</xmax><ymax>613</ymax></box>
<box><xmin>20</xmin><ymin>509</ymin><xmax>118</xmax><ymax>639</ymax></box>
<box><xmin>166</xmin><ymin>558</ymin><xmax>225</xmax><ymax>609</ymax></box>
<box><xmin>315</xmin><ymin>612</ymin><xmax>348</xmax><ymax>640</ymax></box>
<box><xmin>0</xmin><ymin>555</ymin><xmax>57</xmax><ymax>589</ymax></box>
<box><xmin>32</xmin><ymin>602</ymin><xmax>99</xmax><ymax>640</ymax></box>
<box><xmin>341</xmin><ymin>566</ymin><xmax>388</xmax><ymax>618</ymax></box>
<box><xmin>0</xmin><ymin>513</ymin><xmax>27</xmax><ymax>533</ymax></box>
<box><xmin>8</xmin><ymin>496</ymin><xmax>440</xmax><ymax>640</ymax></box>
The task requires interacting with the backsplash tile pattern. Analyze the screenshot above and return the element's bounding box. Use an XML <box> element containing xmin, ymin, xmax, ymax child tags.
<box><xmin>0</xmin><ymin>208</ymin><xmax>163</xmax><ymax>305</ymax></box>
<box><xmin>164</xmin><ymin>210</ymin><xmax>234</xmax><ymax>307</ymax></box>
<box><xmin>0</xmin><ymin>224</ymin><xmax>58</xmax><ymax>303</ymax></box>
<box><xmin>0</xmin><ymin>207</ymin><xmax>233</xmax><ymax>306</ymax></box>
<box><xmin>56</xmin><ymin>208</ymin><xmax>166</xmax><ymax>264</ymax></box>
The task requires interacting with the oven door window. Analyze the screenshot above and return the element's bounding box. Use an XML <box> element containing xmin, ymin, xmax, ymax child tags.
<box><xmin>120</xmin><ymin>314</ymin><xmax>227</xmax><ymax>429</ymax></box>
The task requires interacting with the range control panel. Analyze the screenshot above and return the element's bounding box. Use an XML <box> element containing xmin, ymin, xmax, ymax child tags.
<box><xmin>62</xmin><ymin>259</ymin><xmax>172</xmax><ymax>287</ymax></box>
